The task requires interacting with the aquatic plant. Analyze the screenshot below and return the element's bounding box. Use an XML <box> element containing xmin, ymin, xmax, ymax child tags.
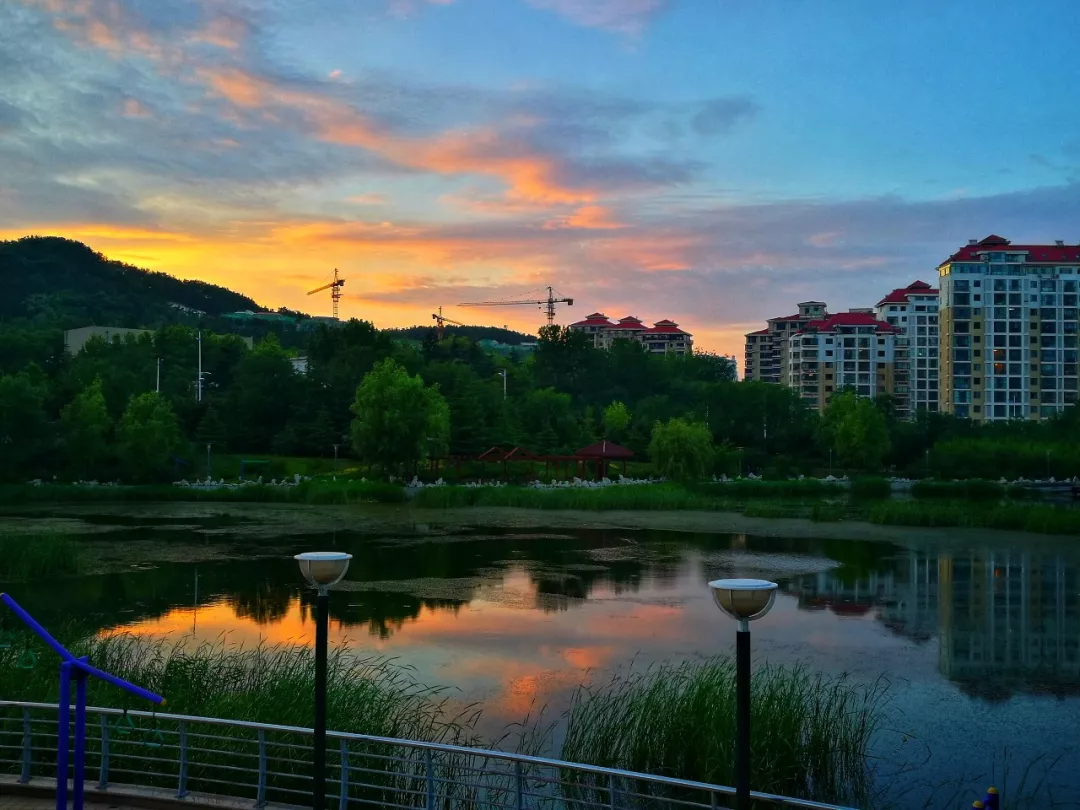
<box><xmin>868</xmin><ymin>501</ymin><xmax>1080</xmax><ymax>535</ymax></box>
<box><xmin>0</xmin><ymin>533</ymin><xmax>81</xmax><ymax>581</ymax></box>
<box><xmin>560</xmin><ymin>658</ymin><xmax>884</xmax><ymax>807</ymax></box>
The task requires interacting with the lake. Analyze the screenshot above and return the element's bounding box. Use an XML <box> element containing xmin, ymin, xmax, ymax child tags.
<box><xmin>2</xmin><ymin>504</ymin><xmax>1079</xmax><ymax>808</ymax></box>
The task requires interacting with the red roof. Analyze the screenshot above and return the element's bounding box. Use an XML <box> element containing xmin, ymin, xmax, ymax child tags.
<box><xmin>802</xmin><ymin>312</ymin><xmax>898</xmax><ymax>334</ymax></box>
<box><xmin>746</xmin><ymin>328</ymin><xmax>770</xmax><ymax>336</ymax></box>
<box><xmin>576</xmin><ymin>441</ymin><xmax>634</xmax><ymax>459</ymax></box>
<box><xmin>571</xmin><ymin>313</ymin><xmax>616</xmax><ymax>327</ymax></box>
<box><xmin>877</xmin><ymin>280</ymin><xmax>939</xmax><ymax>306</ymax></box>
<box><xmin>768</xmin><ymin>313</ymin><xmax>811</xmax><ymax>322</ymax></box>
<box><xmin>941</xmin><ymin>235</ymin><xmax>1080</xmax><ymax>266</ymax></box>
<box><xmin>609</xmin><ymin>316</ymin><xmax>645</xmax><ymax>329</ymax></box>
<box><xmin>642</xmin><ymin>321</ymin><xmax>692</xmax><ymax>336</ymax></box>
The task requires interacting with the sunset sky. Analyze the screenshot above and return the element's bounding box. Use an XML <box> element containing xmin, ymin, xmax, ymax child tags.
<box><xmin>3</xmin><ymin>0</ymin><xmax>1080</xmax><ymax>357</ymax></box>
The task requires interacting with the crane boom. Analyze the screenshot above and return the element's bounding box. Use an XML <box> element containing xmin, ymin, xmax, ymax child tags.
<box><xmin>459</xmin><ymin>286</ymin><xmax>573</xmax><ymax>325</ymax></box>
<box><xmin>431</xmin><ymin>306</ymin><xmax>465</xmax><ymax>339</ymax></box>
<box><xmin>306</xmin><ymin>269</ymin><xmax>346</xmax><ymax>319</ymax></box>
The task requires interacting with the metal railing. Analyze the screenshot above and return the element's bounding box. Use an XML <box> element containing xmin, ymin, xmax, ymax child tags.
<box><xmin>0</xmin><ymin>701</ymin><xmax>855</xmax><ymax>810</ymax></box>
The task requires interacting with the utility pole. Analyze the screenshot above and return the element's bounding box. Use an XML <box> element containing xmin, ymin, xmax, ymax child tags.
<box><xmin>206</xmin><ymin>443</ymin><xmax>213</xmax><ymax>479</ymax></box>
<box><xmin>156</xmin><ymin>358</ymin><xmax>162</xmax><ymax>394</ymax></box>
<box><xmin>196</xmin><ymin>331</ymin><xmax>203</xmax><ymax>402</ymax></box>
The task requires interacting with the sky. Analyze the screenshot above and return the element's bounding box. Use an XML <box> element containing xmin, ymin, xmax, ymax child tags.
<box><xmin>2</xmin><ymin>0</ymin><xmax>1080</xmax><ymax>358</ymax></box>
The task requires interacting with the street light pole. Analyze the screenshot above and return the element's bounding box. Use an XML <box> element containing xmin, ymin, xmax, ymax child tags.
<box><xmin>295</xmin><ymin>552</ymin><xmax>352</xmax><ymax>810</ymax></box>
<box><xmin>332</xmin><ymin>444</ymin><xmax>340</xmax><ymax>478</ymax></box>
<box><xmin>497</xmin><ymin>369</ymin><xmax>507</xmax><ymax>400</ymax></box>
<box><xmin>206</xmin><ymin>443</ymin><xmax>212</xmax><ymax>479</ymax></box>
<box><xmin>709</xmin><ymin>579</ymin><xmax>778</xmax><ymax>810</ymax></box>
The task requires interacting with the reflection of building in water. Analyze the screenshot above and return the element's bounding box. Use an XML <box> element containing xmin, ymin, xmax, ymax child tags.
<box><xmin>785</xmin><ymin>569</ymin><xmax>897</xmax><ymax>616</ymax></box>
<box><xmin>879</xmin><ymin>552</ymin><xmax>939</xmax><ymax>643</ymax></box>
<box><xmin>939</xmin><ymin>552</ymin><xmax>1080</xmax><ymax>690</ymax></box>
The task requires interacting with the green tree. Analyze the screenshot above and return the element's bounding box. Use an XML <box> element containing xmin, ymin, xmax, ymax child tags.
<box><xmin>117</xmin><ymin>393</ymin><xmax>182</xmax><ymax>482</ymax></box>
<box><xmin>648</xmin><ymin>418</ymin><xmax>714</xmax><ymax>482</ymax></box>
<box><xmin>0</xmin><ymin>372</ymin><xmax>52</xmax><ymax>481</ymax></box>
<box><xmin>602</xmin><ymin>401</ymin><xmax>632</xmax><ymax>440</ymax></box>
<box><xmin>60</xmin><ymin>378</ymin><xmax>112</xmax><ymax>478</ymax></box>
<box><xmin>823</xmin><ymin>391</ymin><xmax>890</xmax><ymax>472</ymax></box>
<box><xmin>195</xmin><ymin>403</ymin><xmax>228</xmax><ymax>451</ymax></box>
<box><xmin>350</xmin><ymin>359</ymin><xmax>450</xmax><ymax>475</ymax></box>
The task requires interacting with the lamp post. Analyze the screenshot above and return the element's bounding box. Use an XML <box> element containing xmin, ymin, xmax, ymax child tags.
<box><xmin>295</xmin><ymin>552</ymin><xmax>353</xmax><ymax>810</ymax></box>
<box><xmin>206</xmin><ymin>443</ymin><xmax>212</xmax><ymax>479</ymax></box>
<box><xmin>497</xmin><ymin>369</ymin><xmax>508</xmax><ymax>400</ymax></box>
<box><xmin>708</xmin><ymin>578</ymin><xmax>778</xmax><ymax>810</ymax></box>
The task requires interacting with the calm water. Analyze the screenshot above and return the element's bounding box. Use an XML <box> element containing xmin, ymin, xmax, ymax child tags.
<box><xmin>8</xmin><ymin>515</ymin><xmax>1080</xmax><ymax>807</ymax></box>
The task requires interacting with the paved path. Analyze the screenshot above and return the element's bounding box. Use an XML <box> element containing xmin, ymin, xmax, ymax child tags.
<box><xmin>0</xmin><ymin>800</ymin><xmax>141</xmax><ymax>810</ymax></box>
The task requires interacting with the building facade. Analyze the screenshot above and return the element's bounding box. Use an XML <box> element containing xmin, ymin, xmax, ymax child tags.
<box><xmin>743</xmin><ymin>301</ymin><xmax>828</xmax><ymax>384</ymax></box>
<box><xmin>938</xmin><ymin>235</ymin><xmax>1080</xmax><ymax>421</ymax></box>
<box><xmin>875</xmin><ymin>280</ymin><xmax>940</xmax><ymax>414</ymax></box>
<box><xmin>569</xmin><ymin>313</ymin><xmax>693</xmax><ymax>355</ymax></box>
<box><xmin>785</xmin><ymin>311</ymin><xmax>907</xmax><ymax>412</ymax></box>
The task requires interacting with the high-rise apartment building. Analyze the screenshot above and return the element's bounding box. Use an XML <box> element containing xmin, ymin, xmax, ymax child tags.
<box><xmin>938</xmin><ymin>235</ymin><xmax>1080</xmax><ymax>421</ymax></box>
<box><xmin>786</xmin><ymin>311</ymin><xmax>907</xmax><ymax>412</ymax></box>
<box><xmin>743</xmin><ymin>301</ymin><xmax>828</xmax><ymax>383</ymax></box>
<box><xmin>875</xmin><ymin>280</ymin><xmax>940</xmax><ymax>413</ymax></box>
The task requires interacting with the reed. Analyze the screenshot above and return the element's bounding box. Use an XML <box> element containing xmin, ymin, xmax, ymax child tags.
<box><xmin>867</xmin><ymin>501</ymin><xmax>1080</xmax><ymax>535</ymax></box>
<box><xmin>560</xmin><ymin>658</ymin><xmax>883</xmax><ymax>807</ymax></box>
<box><xmin>0</xmin><ymin>533</ymin><xmax>82</xmax><ymax>581</ymax></box>
<box><xmin>0</xmin><ymin>480</ymin><xmax>406</xmax><ymax>505</ymax></box>
<box><xmin>411</xmin><ymin>484</ymin><xmax>718</xmax><ymax>511</ymax></box>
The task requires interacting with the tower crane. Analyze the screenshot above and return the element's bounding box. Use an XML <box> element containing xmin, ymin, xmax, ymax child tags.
<box><xmin>307</xmin><ymin>268</ymin><xmax>346</xmax><ymax>319</ymax></box>
<box><xmin>459</xmin><ymin>286</ymin><xmax>573</xmax><ymax>326</ymax></box>
<box><xmin>431</xmin><ymin>307</ymin><xmax>465</xmax><ymax>340</ymax></box>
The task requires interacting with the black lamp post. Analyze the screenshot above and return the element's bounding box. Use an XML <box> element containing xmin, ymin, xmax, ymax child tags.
<box><xmin>708</xmin><ymin>578</ymin><xmax>778</xmax><ymax>810</ymax></box>
<box><xmin>295</xmin><ymin>552</ymin><xmax>352</xmax><ymax>810</ymax></box>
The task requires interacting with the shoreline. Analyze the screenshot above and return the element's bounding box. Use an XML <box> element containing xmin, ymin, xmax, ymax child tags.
<box><xmin>1</xmin><ymin>501</ymin><xmax>1072</xmax><ymax>550</ymax></box>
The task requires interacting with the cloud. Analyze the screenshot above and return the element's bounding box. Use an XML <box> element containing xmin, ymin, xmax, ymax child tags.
<box><xmin>692</xmin><ymin>97</ymin><xmax>760</xmax><ymax>136</ymax></box>
<box><xmin>526</xmin><ymin>0</ymin><xmax>670</xmax><ymax>35</ymax></box>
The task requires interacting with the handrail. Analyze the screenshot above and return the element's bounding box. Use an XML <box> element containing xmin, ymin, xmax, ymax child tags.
<box><xmin>0</xmin><ymin>700</ymin><xmax>859</xmax><ymax>810</ymax></box>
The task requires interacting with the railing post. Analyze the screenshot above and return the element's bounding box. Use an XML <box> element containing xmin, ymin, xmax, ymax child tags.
<box><xmin>425</xmin><ymin>748</ymin><xmax>435</xmax><ymax>810</ymax></box>
<box><xmin>176</xmin><ymin>721</ymin><xmax>188</xmax><ymax>799</ymax></box>
<box><xmin>338</xmin><ymin>739</ymin><xmax>349</xmax><ymax>810</ymax></box>
<box><xmin>19</xmin><ymin>707</ymin><xmax>32</xmax><ymax>784</ymax></box>
<box><xmin>256</xmin><ymin>729</ymin><xmax>267</xmax><ymax>809</ymax></box>
<box><xmin>514</xmin><ymin>761</ymin><xmax>523</xmax><ymax>810</ymax></box>
<box><xmin>97</xmin><ymin>715</ymin><xmax>110</xmax><ymax>790</ymax></box>
<box><xmin>608</xmin><ymin>773</ymin><xmax>617</xmax><ymax>810</ymax></box>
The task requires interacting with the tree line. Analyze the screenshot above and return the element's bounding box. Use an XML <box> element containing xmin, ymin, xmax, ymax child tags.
<box><xmin>2</xmin><ymin>319</ymin><xmax>1079</xmax><ymax>483</ymax></box>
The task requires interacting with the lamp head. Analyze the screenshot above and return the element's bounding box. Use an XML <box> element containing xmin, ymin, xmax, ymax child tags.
<box><xmin>295</xmin><ymin>552</ymin><xmax>352</xmax><ymax>590</ymax></box>
<box><xmin>708</xmin><ymin>578</ymin><xmax>778</xmax><ymax>622</ymax></box>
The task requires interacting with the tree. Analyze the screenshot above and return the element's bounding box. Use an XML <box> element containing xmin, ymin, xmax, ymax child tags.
<box><xmin>649</xmin><ymin>418</ymin><xmax>714</xmax><ymax>482</ymax></box>
<box><xmin>602</xmin><ymin>401</ymin><xmax>631</xmax><ymax>439</ymax></box>
<box><xmin>117</xmin><ymin>393</ymin><xmax>182</xmax><ymax>482</ymax></box>
<box><xmin>350</xmin><ymin>359</ymin><xmax>450</xmax><ymax>475</ymax></box>
<box><xmin>0</xmin><ymin>372</ymin><xmax>52</xmax><ymax>481</ymax></box>
<box><xmin>195</xmin><ymin>403</ymin><xmax>228</xmax><ymax>450</ymax></box>
<box><xmin>60</xmin><ymin>378</ymin><xmax>112</xmax><ymax>478</ymax></box>
<box><xmin>823</xmin><ymin>391</ymin><xmax>890</xmax><ymax>472</ymax></box>
<box><xmin>225</xmin><ymin>335</ymin><xmax>299</xmax><ymax>452</ymax></box>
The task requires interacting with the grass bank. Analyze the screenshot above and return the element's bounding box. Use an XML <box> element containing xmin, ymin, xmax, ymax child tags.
<box><xmin>562</xmin><ymin>658</ymin><xmax>883</xmax><ymax>808</ymax></box>
<box><xmin>868</xmin><ymin>501</ymin><xmax>1080</xmax><ymax>535</ymax></box>
<box><xmin>0</xmin><ymin>533</ymin><xmax>81</xmax><ymax>581</ymax></box>
<box><xmin>0</xmin><ymin>479</ymin><xmax>405</xmax><ymax>506</ymax></box>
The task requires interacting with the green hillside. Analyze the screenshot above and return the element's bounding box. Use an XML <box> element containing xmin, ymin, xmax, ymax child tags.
<box><xmin>0</xmin><ymin>236</ymin><xmax>260</xmax><ymax>328</ymax></box>
<box><xmin>386</xmin><ymin>324</ymin><xmax>535</xmax><ymax>345</ymax></box>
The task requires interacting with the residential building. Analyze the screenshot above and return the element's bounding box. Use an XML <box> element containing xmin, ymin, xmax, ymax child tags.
<box><xmin>743</xmin><ymin>301</ymin><xmax>828</xmax><ymax>383</ymax></box>
<box><xmin>785</xmin><ymin>311</ymin><xmax>906</xmax><ymax>411</ymax></box>
<box><xmin>569</xmin><ymin>313</ymin><xmax>693</xmax><ymax>355</ymax></box>
<box><xmin>875</xmin><ymin>280</ymin><xmax>940</xmax><ymax>413</ymax></box>
<box><xmin>938</xmin><ymin>235</ymin><xmax>1080</xmax><ymax>421</ymax></box>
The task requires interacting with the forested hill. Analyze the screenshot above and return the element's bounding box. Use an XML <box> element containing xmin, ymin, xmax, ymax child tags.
<box><xmin>0</xmin><ymin>236</ymin><xmax>260</xmax><ymax>328</ymax></box>
<box><xmin>386</xmin><ymin>324</ymin><xmax>535</xmax><ymax>344</ymax></box>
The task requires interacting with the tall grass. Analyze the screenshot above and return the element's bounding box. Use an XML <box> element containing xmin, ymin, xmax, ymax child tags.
<box><xmin>561</xmin><ymin>659</ymin><xmax>883</xmax><ymax>807</ymax></box>
<box><xmin>0</xmin><ymin>634</ymin><xmax>469</xmax><ymax>741</ymax></box>
<box><xmin>0</xmin><ymin>480</ymin><xmax>406</xmax><ymax>505</ymax></box>
<box><xmin>0</xmin><ymin>533</ymin><xmax>81</xmax><ymax>581</ymax></box>
<box><xmin>412</xmin><ymin>484</ymin><xmax>719</xmax><ymax>511</ymax></box>
<box><xmin>693</xmin><ymin>479</ymin><xmax>845</xmax><ymax>498</ymax></box>
<box><xmin>868</xmin><ymin>501</ymin><xmax>1080</xmax><ymax>534</ymax></box>
<box><xmin>911</xmin><ymin>479</ymin><xmax>1008</xmax><ymax>500</ymax></box>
